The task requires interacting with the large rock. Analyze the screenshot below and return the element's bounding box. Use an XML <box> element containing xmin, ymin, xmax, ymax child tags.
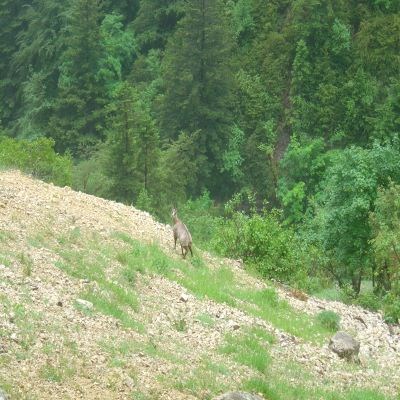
<box><xmin>329</xmin><ymin>331</ymin><xmax>360</xmax><ymax>362</ymax></box>
<box><xmin>213</xmin><ymin>392</ymin><xmax>264</xmax><ymax>400</ymax></box>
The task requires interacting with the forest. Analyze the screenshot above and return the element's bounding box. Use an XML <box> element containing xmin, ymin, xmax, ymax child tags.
<box><xmin>1</xmin><ymin>0</ymin><xmax>399</xmax><ymax>322</ymax></box>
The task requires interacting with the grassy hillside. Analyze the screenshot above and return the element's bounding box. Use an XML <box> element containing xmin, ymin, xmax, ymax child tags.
<box><xmin>0</xmin><ymin>171</ymin><xmax>398</xmax><ymax>400</ymax></box>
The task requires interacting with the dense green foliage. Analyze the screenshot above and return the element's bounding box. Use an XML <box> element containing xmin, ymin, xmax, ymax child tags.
<box><xmin>0</xmin><ymin>137</ymin><xmax>72</xmax><ymax>186</ymax></box>
<box><xmin>1</xmin><ymin>0</ymin><xmax>400</xmax><ymax>320</ymax></box>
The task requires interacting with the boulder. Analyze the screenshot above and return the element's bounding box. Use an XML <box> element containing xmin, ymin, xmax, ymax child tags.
<box><xmin>213</xmin><ymin>392</ymin><xmax>264</xmax><ymax>400</ymax></box>
<box><xmin>329</xmin><ymin>331</ymin><xmax>360</xmax><ymax>362</ymax></box>
<box><xmin>76</xmin><ymin>299</ymin><xmax>94</xmax><ymax>310</ymax></box>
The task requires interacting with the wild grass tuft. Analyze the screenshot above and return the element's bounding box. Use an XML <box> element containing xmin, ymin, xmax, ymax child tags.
<box><xmin>17</xmin><ymin>252</ymin><xmax>33</xmax><ymax>277</ymax></box>
<box><xmin>82</xmin><ymin>289</ymin><xmax>143</xmax><ymax>331</ymax></box>
<box><xmin>7</xmin><ymin>303</ymin><xmax>41</xmax><ymax>351</ymax></box>
<box><xmin>171</xmin><ymin>356</ymin><xmax>230</xmax><ymax>399</ymax></box>
<box><xmin>0</xmin><ymin>230</ymin><xmax>15</xmax><ymax>243</ymax></box>
<box><xmin>100</xmin><ymin>337</ymin><xmax>181</xmax><ymax>366</ymax></box>
<box><xmin>315</xmin><ymin>310</ymin><xmax>341</xmax><ymax>332</ymax></box>
<box><xmin>195</xmin><ymin>313</ymin><xmax>215</xmax><ymax>328</ymax></box>
<box><xmin>0</xmin><ymin>254</ymin><xmax>11</xmax><ymax>267</ymax></box>
<box><xmin>172</xmin><ymin>318</ymin><xmax>187</xmax><ymax>332</ymax></box>
<box><xmin>219</xmin><ymin>329</ymin><xmax>271</xmax><ymax>373</ymax></box>
<box><xmin>39</xmin><ymin>358</ymin><xmax>76</xmax><ymax>383</ymax></box>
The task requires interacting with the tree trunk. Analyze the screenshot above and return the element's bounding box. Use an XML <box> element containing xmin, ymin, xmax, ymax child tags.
<box><xmin>351</xmin><ymin>270</ymin><xmax>362</xmax><ymax>295</ymax></box>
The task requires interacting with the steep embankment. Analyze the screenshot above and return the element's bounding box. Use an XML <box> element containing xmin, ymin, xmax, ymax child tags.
<box><xmin>0</xmin><ymin>170</ymin><xmax>399</xmax><ymax>400</ymax></box>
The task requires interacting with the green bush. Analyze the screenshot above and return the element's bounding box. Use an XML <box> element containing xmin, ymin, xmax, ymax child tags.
<box><xmin>355</xmin><ymin>291</ymin><xmax>381</xmax><ymax>312</ymax></box>
<box><xmin>0</xmin><ymin>136</ymin><xmax>72</xmax><ymax>186</ymax></box>
<box><xmin>313</xmin><ymin>287</ymin><xmax>347</xmax><ymax>302</ymax></box>
<box><xmin>211</xmin><ymin>196</ymin><xmax>306</xmax><ymax>283</ymax></box>
<box><xmin>179</xmin><ymin>191</ymin><xmax>222</xmax><ymax>249</ymax></box>
<box><xmin>383</xmin><ymin>293</ymin><xmax>400</xmax><ymax>324</ymax></box>
<box><xmin>136</xmin><ymin>188</ymin><xmax>156</xmax><ymax>215</ymax></box>
<box><xmin>339</xmin><ymin>283</ymin><xmax>358</xmax><ymax>304</ymax></box>
<box><xmin>72</xmin><ymin>156</ymin><xmax>112</xmax><ymax>199</ymax></box>
<box><xmin>315</xmin><ymin>310</ymin><xmax>341</xmax><ymax>332</ymax></box>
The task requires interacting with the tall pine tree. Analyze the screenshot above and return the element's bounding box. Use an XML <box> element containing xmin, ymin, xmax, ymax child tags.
<box><xmin>161</xmin><ymin>0</ymin><xmax>235</xmax><ymax>196</ymax></box>
<box><xmin>133</xmin><ymin>0</ymin><xmax>183</xmax><ymax>52</ymax></box>
<box><xmin>0</xmin><ymin>0</ymin><xmax>27</xmax><ymax>131</ymax></box>
<box><xmin>13</xmin><ymin>0</ymin><xmax>67</xmax><ymax>138</ymax></box>
<box><xmin>49</xmin><ymin>0</ymin><xmax>106</xmax><ymax>156</ymax></box>
<box><xmin>105</xmin><ymin>82</ymin><xmax>159</xmax><ymax>203</ymax></box>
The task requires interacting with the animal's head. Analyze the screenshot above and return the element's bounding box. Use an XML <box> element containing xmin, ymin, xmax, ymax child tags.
<box><xmin>171</xmin><ymin>207</ymin><xmax>178</xmax><ymax>219</ymax></box>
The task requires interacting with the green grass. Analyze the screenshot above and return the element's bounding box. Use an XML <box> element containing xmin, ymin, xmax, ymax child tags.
<box><xmin>56</xmin><ymin>227</ymin><xmax>81</xmax><ymax>245</ymax></box>
<box><xmin>177</xmin><ymin>268</ymin><xmax>334</xmax><ymax>343</ymax></box>
<box><xmin>172</xmin><ymin>318</ymin><xmax>187</xmax><ymax>332</ymax></box>
<box><xmin>54</xmin><ymin>235</ymin><xmax>143</xmax><ymax>331</ymax></box>
<box><xmin>178</xmin><ymin>266</ymin><xmax>237</xmax><ymax>306</ymax></box>
<box><xmin>169</xmin><ymin>357</ymin><xmax>230</xmax><ymax>399</ymax></box>
<box><xmin>109</xmin><ymin>233</ymin><xmax>340</xmax><ymax>344</ymax></box>
<box><xmin>219</xmin><ymin>328</ymin><xmax>272</xmax><ymax>373</ymax></box>
<box><xmin>17</xmin><ymin>252</ymin><xmax>33</xmax><ymax>277</ymax></box>
<box><xmin>313</xmin><ymin>287</ymin><xmax>347</xmax><ymax>302</ymax></box>
<box><xmin>243</xmin><ymin>377</ymin><xmax>389</xmax><ymax>400</ymax></box>
<box><xmin>27</xmin><ymin>229</ymin><xmax>53</xmax><ymax>249</ymax></box>
<box><xmin>39</xmin><ymin>358</ymin><xmax>76</xmax><ymax>383</ymax></box>
<box><xmin>0</xmin><ymin>380</ymin><xmax>12</xmax><ymax>399</ymax></box>
<box><xmin>81</xmin><ymin>290</ymin><xmax>142</xmax><ymax>330</ymax></box>
<box><xmin>100</xmin><ymin>337</ymin><xmax>182</xmax><ymax>366</ymax></box>
<box><xmin>5</xmin><ymin>302</ymin><xmax>41</xmax><ymax>351</ymax></box>
<box><xmin>195</xmin><ymin>312</ymin><xmax>215</xmax><ymax>327</ymax></box>
<box><xmin>99</xmin><ymin>338</ymin><xmax>140</xmax><ymax>368</ymax></box>
<box><xmin>0</xmin><ymin>230</ymin><xmax>16</xmax><ymax>243</ymax></box>
<box><xmin>0</xmin><ymin>254</ymin><xmax>11</xmax><ymax>267</ymax></box>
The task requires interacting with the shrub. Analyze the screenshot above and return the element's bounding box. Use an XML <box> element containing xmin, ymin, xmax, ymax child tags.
<box><xmin>0</xmin><ymin>136</ymin><xmax>72</xmax><ymax>186</ymax></box>
<box><xmin>383</xmin><ymin>293</ymin><xmax>400</xmax><ymax>324</ymax></box>
<box><xmin>355</xmin><ymin>291</ymin><xmax>381</xmax><ymax>312</ymax></box>
<box><xmin>211</xmin><ymin>195</ymin><xmax>306</xmax><ymax>283</ymax></box>
<box><xmin>316</xmin><ymin>310</ymin><xmax>341</xmax><ymax>332</ymax></box>
<box><xmin>72</xmin><ymin>155</ymin><xmax>112</xmax><ymax>199</ymax></box>
<box><xmin>136</xmin><ymin>188</ymin><xmax>156</xmax><ymax>215</ymax></box>
<box><xmin>179</xmin><ymin>191</ymin><xmax>222</xmax><ymax>248</ymax></box>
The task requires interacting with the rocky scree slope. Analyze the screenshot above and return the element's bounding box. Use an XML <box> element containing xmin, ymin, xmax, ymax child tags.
<box><xmin>0</xmin><ymin>170</ymin><xmax>399</xmax><ymax>399</ymax></box>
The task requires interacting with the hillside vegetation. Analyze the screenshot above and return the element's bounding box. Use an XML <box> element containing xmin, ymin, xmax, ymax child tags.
<box><xmin>1</xmin><ymin>0</ymin><xmax>400</xmax><ymax>321</ymax></box>
<box><xmin>0</xmin><ymin>171</ymin><xmax>399</xmax><ymax>399</ymax></box>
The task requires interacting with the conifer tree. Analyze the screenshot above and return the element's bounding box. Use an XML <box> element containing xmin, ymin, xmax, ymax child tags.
<box><xmin>0</xmin><ymin>0</ymin><xmax>26</xmax><ymax>129</ymax></box>
<box><xmin>13</xmin><ymin>0</ymin><xmax>67</xmax><ymax>138</ymax></box>
<box><xmin>133</xmin><ymin>0</ymin><xmax>183</xmax><ymax>52</ymax></box>
<box><xmin>133</xmin><ymin>96</ymin><xmax>159</xmax><ymax>193</ymax></box>
<box><xmin>105</xmin><ymin>82</ymin><xmax>159</xmax><ymax>203</ymax></box>
<box><xmin>104</xmin><ymin>83</ymin><xmax>137</xmax><ymax>202</ymax></box>
<box><xmin>49</xmin><ymin>0</ymin><xmax>106</xmax><ymax>156</ymax></box>
<box><xmin>290</xmin><ymin>39</ymin><xmax>313</xmax><ymax>138</ymax></box>
<box><xmin>161</xmin><ymin>0</ymin><xmax>235</xmax><ymax>195</ymax></box>
<box><xmin>97</xmin><ymin>13</ymin><xmax>137</xmax><ymax>97</ymax></box>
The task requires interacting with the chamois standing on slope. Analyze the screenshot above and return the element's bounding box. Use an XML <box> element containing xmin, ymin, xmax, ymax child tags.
<box><xmin>171</xmin><ymin>208</ymin><xmax>193</xmax><ymax>259</ymax></box>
